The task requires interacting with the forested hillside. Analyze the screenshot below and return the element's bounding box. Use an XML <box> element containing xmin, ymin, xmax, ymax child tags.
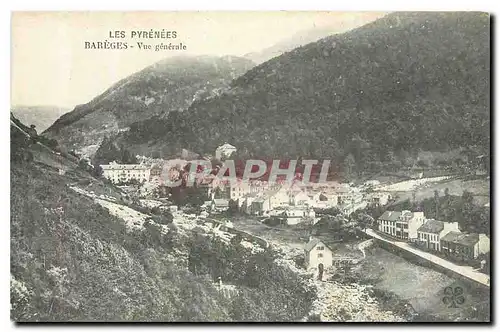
<box><xmin>103</xmin><ymin>12</ymin><xmax>489</xmax><ymax>172</ymax></box>
<box><xmin>43</xmin><ymin>56</ymin><xmax>254</xmax><ymax>156</ymax></box>
<box><xmin>11</xmin><ymin>118</ymin><xmax>316</xmax><ymax>321</ymax></box>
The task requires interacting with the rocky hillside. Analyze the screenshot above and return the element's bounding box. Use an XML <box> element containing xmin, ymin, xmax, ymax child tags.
<box><xmin>101</xmin><ymin>12</ymin><xmax>489</xmax><ymax>171</ymax></box>
<box><xmin>43</xmin><ymin>56</ymin><xmax>254</xmax><ymax>157</ymax></box>
<box><xmin>11</xmin><ymin>105</ymin><xmax>69</xmax><ymax>132</ymax></box>
<box><xmin>11</xmin><ymin>117</ymin><xmax>318</xmax><ymax>322</ymax></box>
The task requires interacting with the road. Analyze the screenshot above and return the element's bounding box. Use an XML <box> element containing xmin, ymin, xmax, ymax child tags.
<box><xmin>363</xmin><ymin>228</ymin><xmax>490</xmax><ymax>287</ymax></box>
<box><xmin>206</xmin><ymin>217</ymin><xmax>270</xmax><ymax>248</ymax></box>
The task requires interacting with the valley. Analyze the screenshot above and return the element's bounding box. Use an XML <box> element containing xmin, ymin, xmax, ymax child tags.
<box><xmin>10</xmin><ymin>11</ymin><xmax>491</xmax><ymax>323</ymax></box>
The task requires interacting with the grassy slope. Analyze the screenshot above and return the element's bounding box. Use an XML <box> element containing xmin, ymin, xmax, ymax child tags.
<box><xmin>11</xmin><ymin>142</ymin><xmax>317</xmax><ymax>322</ymax></box>
<box><xmin>11</xmin><ymin>152</ymin><xmax>231</xmax><ymax>321</ymax></box>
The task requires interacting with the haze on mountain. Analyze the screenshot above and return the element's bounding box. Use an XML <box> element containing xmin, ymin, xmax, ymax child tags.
<box><xmin>11</xmin><ymin>105</ymin><xmax>70</xmax><ymax>132</ymax></box>
<box><xmin>43</xmin><ymin>55</ymin><xmax>254</xmax><ymax>157</ymax></box>
<box><xmin>245</xmin><ymin>26</ymin><xmax>363</xmax><ymax>65</ymax></box>
<box><xmin>96</xmin><ymin>12</ymin><xmax>488</xmax><ymax>172</ymax></box>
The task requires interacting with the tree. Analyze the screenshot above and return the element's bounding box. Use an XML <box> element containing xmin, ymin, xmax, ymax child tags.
<box><xmin>342</xmin><ymin>153</ymin><xmax>356</xmax><ymax>177</ymax></box>
<box><xmin>92</xmin><ymin>164</ymin><xmax>103</xmax><ymax>178</ymax></box>
<box><xmin>230</xmin><ymin>234</ymin><xmax>243</xmax><ymax>246</ymax></box>
<box><xmin>120</xmin><ymin>146</ymin><xmax>138</xmax><ymax>164</ymax></box>
<box><xmin>434</xmin><ymin>190</ymin><xmax>440</xmax><ymax>219</ymax></box>
<box><xmin>228</xmin><ymin>199</ymin><xmax>239</xmax><ymax>214</ymax></box>
<box><xmin>78</xmin><ymin>158</ymin><xmax>90</xmax><ymax>171</ymax></box>
<box><xmin>354</xmin><ymin>213</ymin><xmax>375</xmax><ymax>230</ymax></box>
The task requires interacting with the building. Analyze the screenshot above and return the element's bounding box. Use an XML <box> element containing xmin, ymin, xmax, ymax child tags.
<box><xmin>269</xmin><ymin>206</ymin><xmax>316</xmax><ymax>225</ymax></box>
<box><xmin>291</xmin><ymin>190</ymin><xmax>312</xmax><ymax>206</ymax></box>
<box><xmin>215</xmin><ymin>143</ymin><xmax>237</xmax><ymax>160</ymax></box>
<box><xmin>304</xmin><ymin>237</ymin><xmax>334</xmax><ymax>270</ymax></box>
<box><xmin>368</xmin><ymin>192</ymin><xmax>391</xmax><ymax>206</ymax></box>
<box><xmin>341</xmin><ymin>201</ymin><xmax>368</xmax><ymax>216</ymax></box>
<box><xmin>250</xmin><ymin>195</ymin><xmax>272</xmax><ymax>216</ymax></box>
<box><xmin>283</xmin><ymin>207</ymin><xmax>316</xmax><ymax>225</ymax></box>
<box><xmin>149</xmin><ymin>163</ymin><xmax>163</xmax><ymax>181</ymax></box>
<box><xmin>333</xmin><ymin>186</ymin><xmax>360</xmax><ymax>205</ymax></box>
<box><xmin>270</xmin><ymin>188</ymin><xmax>291</xmax><ymax>207</ymax></box>
<box><xmin>441</xmin><ymin>232</ymin><xmax>490</xmax><ymax>260</ymax></box>
<box><xmin>212</xmin><ymin>199</ymin><xmax>230</xmax><ymax>212</ymax></box>
<box><xmin>240</xmin><ymin>193</ymin><xmax>258</xmax><ymax>214</ymax></box>
<box><xmin>229</xmin><ymin>180</ymin><xmax>251</xmax><ymax>201</ymax></box>
<box><xmin>417</xmin><ymin>219</ymin><xmax>460</xmax><ymax>251</ymax></box>
<box><xmin>101</xmin><ymin>162</ymin><xmax>151</xmax><ymax>184</ymax></box>
<box><xmin>377</xmin><ymin>210</ymin><xmax>425</xmax><ymax>240</ymax></box>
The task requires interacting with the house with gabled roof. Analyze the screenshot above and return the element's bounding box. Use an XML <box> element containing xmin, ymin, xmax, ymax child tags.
<box><xmin>417</xmin><ymin>219</ymin><xmax>460</xmax><ymax>251</ymax></box>
<box><xmin>211</xmin><ymin>198</ymin><xmax>230</xmax><ymax>212</ymax></box>
<box><xmin>215</xmin><ymin>143</ymin><xmax>237</xmax><ymax>160</ymax></box>
<box><xmin>304</xmin><ymin>237</ymin><xmax>334</xmax><ymax>271</ymax></box>
<box><xmin>377</xmin><ymin>210</ymin><xmax>425</xmax><ymax>240</ymax></box>
<box><xmin>440</xmin><ymin>232</ymin><xmax>490</xmax><ymax>260</ymax></box>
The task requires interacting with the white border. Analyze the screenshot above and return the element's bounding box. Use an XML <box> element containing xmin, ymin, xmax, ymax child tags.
<box><xmin>2</xmin><ymin>1</ymin><xmax>498</xmax><ymax>331</ymax></box>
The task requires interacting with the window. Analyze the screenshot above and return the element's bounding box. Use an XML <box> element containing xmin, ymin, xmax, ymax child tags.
<box><xmin>317</xmin><ymin>253</ymin><xmax>323</xmax><ymax>258</ymax></box>
<box><xmin>317</xmin><ymin>246</ymin><xmax>324</xmax><ymax>250</ymax></box>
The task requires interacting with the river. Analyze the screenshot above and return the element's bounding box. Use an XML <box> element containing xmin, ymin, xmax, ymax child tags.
<box><xmin>351</xmin><ymin>246</ymin><xmax>490</xmax><ymax>321</ymax></box>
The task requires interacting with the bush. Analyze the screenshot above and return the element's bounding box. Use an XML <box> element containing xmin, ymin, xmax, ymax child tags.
<box><xmin>263</xmin><ymin>217</ymin><xmax>283</xmax><ymax>227</ymax></box>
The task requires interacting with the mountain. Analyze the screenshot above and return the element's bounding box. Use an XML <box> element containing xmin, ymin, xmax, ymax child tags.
<box><xmin>11</xmin><ymin>105</ymin><xmax>69</xmax><ymax>132</ymax></box>
<box><xmin>43</xmin><ymin>55</ymin><xmax>255</xmax><ymax>157</ymax></box>
<box><xmin>244</xmin><ymin>14</ymin><xmax>387</xmax><ymax>65</ymax></box>
<box><xmin>11</xmin><ymin>116</ymin><xmax>316</xmax><ymax>321</ymax></box>
<box><xmin>245</xmin><ymin>26</ymin><xmax>349</xmax><ymax>64</ymax></box>
<box><xmin>100</xmin><ymin>12</ymin><xmax>489</xmax><ymax>171</ymax></box>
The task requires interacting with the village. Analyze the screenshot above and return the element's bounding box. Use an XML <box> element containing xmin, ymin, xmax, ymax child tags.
<box><xmin>97</xmin><ymin>143</ymin><xmax>491</xmax><ymax>287</ymax></box>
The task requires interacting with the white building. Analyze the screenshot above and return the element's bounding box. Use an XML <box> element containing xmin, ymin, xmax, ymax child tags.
<box><xmin>240</xmin><ymin>193</ymin><xmax>259</xmax><ymax>214</ymax></box>
<box><xmin>341</xmin><ymin>201</ymin><xmax>368</xmax><ymax>216</ymax></box>
<box><xmin>304</xmin><ymin>237</ymin><xmax>334</xmax><ymax>271</ymax></box>
<box><xmin>229</xmin><ymin>180</ymin><xmax>251</xmax><ymax>201</ymax></box>
<box><xmin>212</xmin><ymin>199</ymin><xmax>230</xmax><ymax>212</ymax></box>
<box><xmin>101</xmin><ymin>162</ymin><xmax>150</xmax><ymax>184</ymax></box>
<box><xmin>215</xmin><ymin>143</ymin><xmax>237</xmax><ymax>160</ymax></box>
<box><xmin>417</xmin><ymin>219</ymin><xmax>460</xmax><ymax>252</ymax></box>
<box><xmin>284</xmin><ymin>207</ymin><xmax>316</xmax><ymax>225</ymax></box>
<box><xmin>368</xmin><ymin>192</ymin><xmax>391</xmax><ymax>206</ymax></box>
<box><xmin>377</xmin><ymin>210</ymin><xmax>426</xmax><ymax>240</ymax></box>
<box><xmin>441</xmin><ymin>232</ymin><xmax>490</xmax><ymax>260</ymax></box>
<box><xmin>291</xmin><ymin>191</ymin><xmax>312</xmax><ymax>206</ymax></box>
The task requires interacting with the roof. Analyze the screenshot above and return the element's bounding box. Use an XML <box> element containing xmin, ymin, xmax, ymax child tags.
<box><xmin>217</xmin><ymin>143</ymin><xmax>236</xmax><ymax>150</ymax></box>
<box><xmin>101</xmin><ymin>163</ymin><xmax>148</xmax><ymax>170</ymax></box>
<box><xmin>304</xmin><ymin>237</ymin><xmax>335</xmax><ymax>252</ymax></box>
<box><xmin>293</xmin><ymin>191</ymin><xmax>309</xmax><ymax>198</ymax></box>
<box><xmin>253</xmin><ymin>197</ymin><xmax>266</xmax><ymax>203</ymax></box>
<box><xmin>304</xmin><ymin>238</ymin><xmax>322</xmax><ymax>252</ymax></box>
<box><xmin>213</xmin><ymin>199</ymin><xmax>229</xmax><ymax>206</ymax></box>
<box><xmin>379</xmin><ymin>210</ymin><xmax>414</xmax><ymax>222</ymax></box>
<box><xmin>379</xmin><ymin>211</ymin><xmax>402</xmax><ymax>222</ymax></box>
<box><xmin>441</xmin><ymin>231</ymin><xmax>480</xmax><ymax>247</ymax></box>
<box><xmin>335</xmin><ymin>187</ymin><xmax>352</xmax><ymax>194</ymax></box>
<box><xmin>417</xmin><ymin>219</ymin><xmax>444</xmax><ymax>234</ymax></box>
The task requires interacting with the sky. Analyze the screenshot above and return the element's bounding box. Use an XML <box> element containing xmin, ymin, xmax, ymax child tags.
<box><xmin>11</xmin><ymin>11</ymin><xmax>386</xmax><ymax>109</ymax></box>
